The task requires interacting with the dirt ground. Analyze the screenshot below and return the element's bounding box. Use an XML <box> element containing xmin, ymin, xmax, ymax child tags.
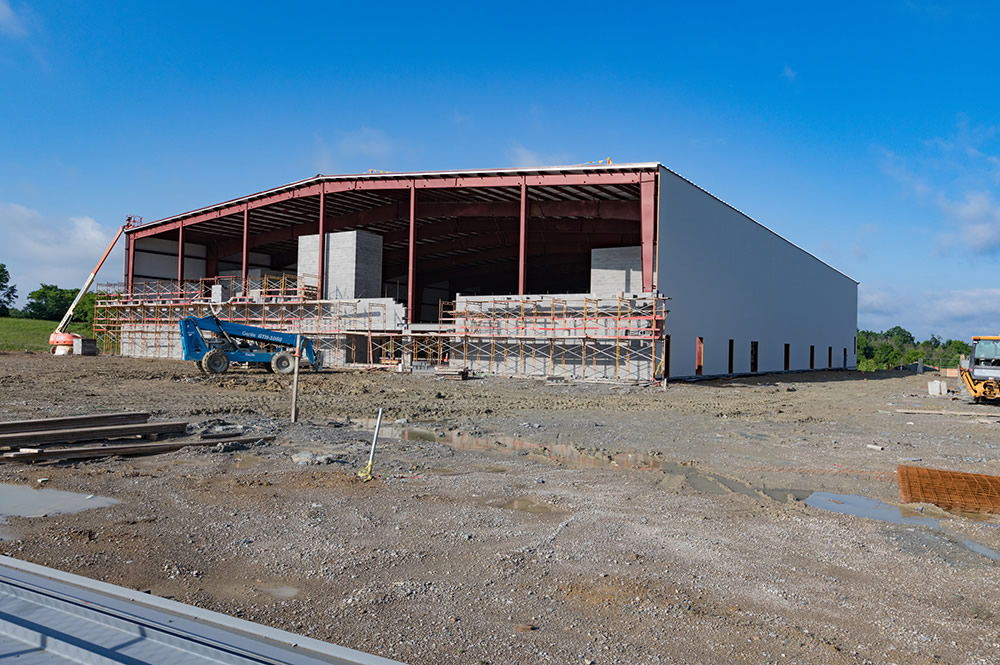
<box><xmin>1</xmin><ymin>353</ymin><xmax>999</xmax><ymax>664</ymax></box>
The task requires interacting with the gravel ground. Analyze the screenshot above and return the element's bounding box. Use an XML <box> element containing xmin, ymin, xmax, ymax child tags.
<box><xmin>1</xmin><ymin>353</ymin><xmax>999</xmax><ymax>664</ymax></box>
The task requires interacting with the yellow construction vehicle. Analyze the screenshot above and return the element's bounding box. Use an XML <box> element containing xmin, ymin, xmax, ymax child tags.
<box><xmin>959</xmin><ymin>336</ymin><xmax>1000</xmax><ymax>402</ymax></box>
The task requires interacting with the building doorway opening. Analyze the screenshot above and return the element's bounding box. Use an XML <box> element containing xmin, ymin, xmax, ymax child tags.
<box><xmin>750</xmin><ymin>341</ymin><xmax>758</xmax><ymax>373</ymax></box>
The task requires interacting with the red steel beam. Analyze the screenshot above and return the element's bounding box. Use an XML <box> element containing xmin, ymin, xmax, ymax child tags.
<box><xmin>127</xmin><ymin>171</ymin><xmax>649</xmax><ymax>239</ymax></box>
<box><xmin>317</xmin><ymin>190</ymin><xmax>326</xmax><ymax>298</ymax></box>
<box><xmin>407</xmin><ymin>186</ymin><xmax>416</xmax><ymax>324</ymax></box>
<box><xmin>170</xmin><ymin>199</ymin><xmax>640</xmax><ymax>256</ymax></box>
<box><xmin>518</xmin><ymin>178</ymin><xmax>527</xmax><ymax>295</ymax></box>
<box><xmin>241</xmin><ymin>206</ymin><xmax>249</xmax><ymax>296</ymax></box>
<box><xmin>176</xmin><ymin>224</ymin><xmax>185</xmax><ymax>284</ymax></box>
<box><xmin>126</xmin><ymin>234</ymin><xmax>135</xmax><ymax>292</ymax></box>
<box><xmin>640</xmin><ymin>173</ymin><xmax>656</xmax><ymax>292</ymax></box>
<box><xmin>383</xmin><ymin>231</ymin><xmax>636</xmax><ymax>267</ymax></box>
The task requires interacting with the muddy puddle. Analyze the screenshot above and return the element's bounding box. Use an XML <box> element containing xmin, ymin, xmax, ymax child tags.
<box><xmin>806</xmin><ymin>491</ymin><xmax>1000</xmax><ymax>562</ymax></box>
<box><xmin>360</xmin><ymin>421</ymin><xmax>830</xmax><ymax>510</ymax></box>
<box><xmin>364</xmin><ymin>421</ymin><xmax>809</xmax><ymax>502</ymax></box>
<box><xmin>0</xmin><ymin>482</ymin><xmax>118</xmax><ymax>539</ymax></box>
<box><xmin>259</xmin><ymin>584</ymin><xmax>300</xmax><ymax>600</ymax></box>
<box><xmin>360</xmin><ymin>420</ymin><xmax>1000</xmax><ymax>563</ymax></box>
<box><xmin>494</xmin><ymin>496</ymin><xmax>566</xmax><ymax>514</ymax></box>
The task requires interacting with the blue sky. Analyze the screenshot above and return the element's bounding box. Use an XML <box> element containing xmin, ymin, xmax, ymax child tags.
<box><xmin>2</xmin><ymin>1</ymin><xmax>1000</xmax><ymax>339</ymax></box>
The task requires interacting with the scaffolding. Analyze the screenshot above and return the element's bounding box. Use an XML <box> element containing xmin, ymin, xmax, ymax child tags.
<box><xmin>94</xmin><ymin>282</ymin><xmax>668</xmax><ymax>381</ymax></box>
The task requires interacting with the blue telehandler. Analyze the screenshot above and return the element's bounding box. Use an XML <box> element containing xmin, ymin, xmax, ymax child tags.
<box><xmin>178</xmin><ymin>315</ymin><xmax>320</xmax><ymax>374</ymax></box>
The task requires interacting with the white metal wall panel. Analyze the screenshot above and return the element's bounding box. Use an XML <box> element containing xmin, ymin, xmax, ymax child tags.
<box><xmin>657</xmin><ymin>167</ymin><xmax>857</xmax><ymax>378</ymax></box>
<box><xmin>133</xmin><ymin>238</ymin><xmax>206</xmax><ymax>280</ymax></box>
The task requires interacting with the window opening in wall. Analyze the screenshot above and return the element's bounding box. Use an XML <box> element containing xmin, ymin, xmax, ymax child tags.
<box><xmin>750</xmin><ymin>341</ymin><xmax>758</xmax><ymax>373</ymax></box>
<box><xmin>783</xmin><ymin>344</ymin><xmax>791</xmax><ymax>371</ymax></box>
<box><xmin>843</xmin><ymin>347</ymin><xmax>847</xmax><ymax>368</ymax></box>
<box><xmin>728</xmin><ymin>339</ymin><xmax>734</xmax><ymax>375</ymax></box>
<box><xmin>695</xmin><ymin>337</ymin><xmax>704</xmax><ymax>376</ymax></box>
<box><xmin>827</xmin><ymin>346</ymin><xmax>833</xmax><ymax>369</ymax></box>
<box><xmin>809</xmin><ymin>345</ymin><xmax>815</xmax><ymax>370</ymax></box>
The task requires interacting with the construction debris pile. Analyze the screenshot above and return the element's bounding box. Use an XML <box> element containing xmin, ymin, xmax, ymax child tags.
<box><xmin>0</xmin><ymin>412</ymin><xmax>272</xmax><ymax>464</ymax></box>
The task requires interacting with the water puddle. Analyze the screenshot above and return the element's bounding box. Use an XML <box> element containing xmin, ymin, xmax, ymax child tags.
<box><xmin>805</xmin><ymin>492</ymin><xmax>940</xmax><ymax>528</ymax></box>
<box><xmin>360</xmin><ymin>421</ymin><xmax>1000</xmax><ymax>561</ymax></box>
<box><xmin>259</xmin><ymin>584</ymin><xmax>300</xmax><ymax>600</ymax></box>
<box><xmin>494</xmin><ymin>496</ymin><xmax>566</xmax><ymax>514</ymax></box>
<box><xmin>805</xmin><ymin>492</ymin><xmax>1000</xmax><ymax>563</ymax></box>
<box><xmin>232</xmin><ymin>455</ymin><xmax>266</xmax><ymax>470</ymax></box>
<box><xmin>368</xmin><ymin>421</ymin><xmax>688</xmax><ymax>472</ymax></box>
<box><xmin>0</xmin><ymin>482</ymin><xmax>118</xmax><ymax>539</ymax></box>
<box><xmin>958</xmin><ymin>539</ymin><xmax>1000</xmax><ymax>562</ymax></box>
<box><xmin>362</xmin><ymin>421</ymin><xmax>816</xmax><ymax>503</ymax></box>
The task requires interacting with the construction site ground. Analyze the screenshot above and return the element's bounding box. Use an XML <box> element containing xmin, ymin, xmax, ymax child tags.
<box><xmin>1</xmin><ymin>353</ymin><xmax>998</xmax><ymax>665</ymax></box>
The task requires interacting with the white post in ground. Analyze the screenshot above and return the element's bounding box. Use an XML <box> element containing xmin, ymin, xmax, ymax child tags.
<box><xmin>290</xmin><ymin>335</ymin><xmax>302</xmax><ymax>423</ymax></box>
<box><xmin>359</xmin><ymin>408</ymin><xmax>383</xmax><ymax>481</ymax></box>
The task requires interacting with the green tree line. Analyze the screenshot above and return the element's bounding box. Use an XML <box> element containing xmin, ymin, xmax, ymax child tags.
<box><xmin>856</xmin><ymin>326</ymin><xmax>970</xmax><ymax>371</ymax></box>
<box><xmin>0</xmin><ymin>263</ymin><xmax>95</xmax><ymax>333</ymax></box>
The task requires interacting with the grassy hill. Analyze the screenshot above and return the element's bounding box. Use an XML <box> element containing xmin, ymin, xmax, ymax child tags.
<box><xmin>0</xmin><ymin>318</ymin><xmax>92</xmax><ymax>352</ymax></box>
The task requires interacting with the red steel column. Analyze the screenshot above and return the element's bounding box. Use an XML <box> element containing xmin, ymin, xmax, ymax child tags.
<box><xmin>241</xmin><ymin>205</ymin><xmax>249</xmax><ymax>296</ymax></box>
<box><xmin>317</xmin><ymin>191</ymin><xmax>326</xmax><ymax>300</ymax></box>
<box><xmin>176</xmin><ymin>224</ymin><xmax>185</xmax><ymax>289</ymax></box>
<box><xmin>518</xmin><ymin>178</ymin><xmax>527</xmax><ymax>295</ymax></box>
<box><xmin>407</xmin><ymin>185</ymin><xmax>416</xmax><ymax>324</ymax></box>
<box><xmin>640</xmin><ymin>173</ymin><xmax>656</xmax><ymax>292</ymax></box>
<box><xmin>126</xmin><ymin>234</ymin><xmax>135</xmax><ymax>294</ymax></box>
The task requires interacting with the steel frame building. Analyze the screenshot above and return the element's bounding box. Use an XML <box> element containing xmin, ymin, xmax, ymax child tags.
<box><xmin>96</xmin><ymin>163</ymin><xmax>857</xmax><ymax>380</ymax></box>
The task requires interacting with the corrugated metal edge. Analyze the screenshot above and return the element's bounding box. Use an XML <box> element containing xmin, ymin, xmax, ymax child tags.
<box><xmin>0</xmin><ymin>555</ymin><xmax>406</xmax><ymax>665</ymax></box>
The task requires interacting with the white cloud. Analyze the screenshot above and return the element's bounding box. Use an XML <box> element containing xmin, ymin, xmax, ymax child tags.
<box><xmin>882</xmin><ymin>118</ymin><xmax>1000</xmax><ymax>254</ymax></box>
<box><xmin>312</xmin><ymin>128</ymin><xmax>395</xmax><ymax>174</ymax></box>
<box><xmin>782</xmin><ymin>64</ymin><xmax>797</xmax><ymax>81</ymax></box>
<box><xmin>858</xmin><ymin>282</ymin><xmax>1000</xmax><ymax>340</ymax></box>
<box><xmin>506</xmin><ymin>143</ymin><xmax>573</xmax><ymax>168</ymax></box>
<box><xmin>0</xmin><ymin>0</ymin><xmax>27</xmax><ymax>38</ymax></box>
<box><xmin>337</xmin><ymin>128</ymin><xmax>392</xmax><ymax>161</ymax></box>
<box><xmin>0</xmin><ymin>203</ymin><xmax>121</xmax><ymax>304</ymax></box>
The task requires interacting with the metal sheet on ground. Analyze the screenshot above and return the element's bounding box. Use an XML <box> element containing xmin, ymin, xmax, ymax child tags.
<box><xmin>0</xmin><ymin>556</ymin><xmax>405</xmax><ymax>665</ymax></box>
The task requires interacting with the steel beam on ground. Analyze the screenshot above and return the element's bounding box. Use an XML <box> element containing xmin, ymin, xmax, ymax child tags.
<box><xmin>0</xmin><ymin>412</ymin><xmax>150</xmax><ymax>435</ymax></box>
<box><xmin>0</xmin><ymin>421</ymin><xmax>189</xmax><ymax>447</ymax></box>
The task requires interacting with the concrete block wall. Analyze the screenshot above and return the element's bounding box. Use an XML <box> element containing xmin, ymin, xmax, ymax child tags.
<box><xmin>298</xmin><ymin>230</ymin><xmax>383</xmax><ymax>299</ymax></box>
<box><xmin>590</xmin><ymin>246</ymin><xmax>642</xmax><ymax>295</ymax></box>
